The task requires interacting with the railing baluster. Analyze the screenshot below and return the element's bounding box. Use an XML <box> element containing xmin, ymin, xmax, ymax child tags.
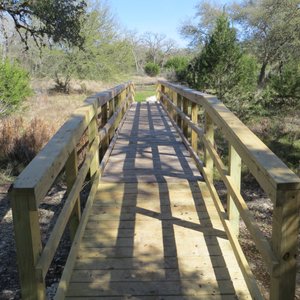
<box><xmin>270</xmin><ymin>190</ymin><xmax>300</xmax><ymax>300</ymax></box>
<box><xmin>227</xmin><ymin>144</ymin><xmax>241</xmax><ymax>236</ymax></box>
<box><xmin>109</xmin><ymin>96</ymin><xmax>115</xmax><ymax>119</ymax></box>
<box><xmin>11</xmin><ymin>191</ymin><xmax>45</xmax><ymax>300</ymax></box>
<box><xmin>177</xmin><ymin>93</ymin><xmax>182</xmax><ymax>129</ymax></box>
<box><xmin>182</xmin><ymin>97</ymin><xmax>189</xmax><ymax>138</ymax></box>
<box><xmin>65</xmin><ymin>149</ymin><xmax>81</xmax><ymax>241</ymax></box>
<box><xmin>172</xmin><ymin>90</ymin><xmax>178</xmax><ymax>123</ymax></box>
<box><xmin>121</xmin><ymin>89</ymin><xmax>126</xmax><ymax>115</ymax></box>
<box><xmin>191</xmin><ymin>102</ymin><xmax>198</xmax><ymax>152</ymax></box>
<box><xmin>204</xmin><ymin>112</ymin><xmax>214</xmax><ymax>181</ymax></box>
<box><xmin>99</xmin><ymin>103</ymin><xmax>108</xmax><ymax>160</ymax></box>
<box><xmin>88</xmin><ymin>105</ymin><xmax>100</xmax><ymax>176</ymax></box>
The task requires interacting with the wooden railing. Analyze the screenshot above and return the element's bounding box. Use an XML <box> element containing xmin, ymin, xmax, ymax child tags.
<box><xmin>10</xmin><ymin>82</ymin><xmax>135</xmax><ymax>300</ymax></box>
<box><xmin>157</xmin><ymin>81</ymin><xmax>300</xmax><ymax>300</ymax></box>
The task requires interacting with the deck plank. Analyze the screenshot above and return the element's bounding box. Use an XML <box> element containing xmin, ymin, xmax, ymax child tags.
<box><xmin>66</xmin><ymin>101</ymin><xmax>251</xmax><ymax>299</ymax></box>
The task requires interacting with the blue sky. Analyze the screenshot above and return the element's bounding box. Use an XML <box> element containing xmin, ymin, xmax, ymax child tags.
<box><xmin>107</xmin><ymin>0</ymin><xmax>200</xmax><ymax>47</ymax></box>
<box><xmin>107</xmin><ymin>0</ymin><xmax>235</xmax><ymax>47</ymax></box>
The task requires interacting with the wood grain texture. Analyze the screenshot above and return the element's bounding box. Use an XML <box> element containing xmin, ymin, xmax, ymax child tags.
<box><xmin>65</xmin><ymin>101</ymin><xmax>251</xmax><ymax>299</ymax></box>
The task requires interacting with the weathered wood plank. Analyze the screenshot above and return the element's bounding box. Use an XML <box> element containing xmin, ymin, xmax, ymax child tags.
<box><xmin>270</xmin><ymin>189</ymin><xmax>300</xmax><ymax>299</ymax></box>
<box><xmin>10</xmin><ymin>191</ymin><xmax>45</xmax><ymax>299</ymax></box>
<box><xmin>65</xmin><ymin>149</ymin><xmax>81</xmax><ymax>241</ymax></box>
<box><xmin>227</xmin><ymin>144</ymin><xmax>241</xmax><ymax>236</ymax></box>
<box><xmin>66</xmin><ymin>280</ymin><xmax>246</xmax><ymax>297</ymax></box>
<box><xmin>66</xmin><ymin>296</ymin><xmax>250</xmax><ymax>300</ymax></box>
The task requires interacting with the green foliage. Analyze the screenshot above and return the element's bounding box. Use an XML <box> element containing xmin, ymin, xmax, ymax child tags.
<box><xmin>144</xmin><ymin>62</ymin><xmax>160</xmax><ymax>77</ymax></box>
<box><xmin>40</xmin><ymin>3</ymin><xmax>135</xmax><ymax>90</ymax></box>
<box><xmin>232</xmin><ymin>0</ymin><xmax>300</xmax><ymax>88</ymax></box>
<box><xmin>187</xmin><ymin>15</ymin><xmax>243</xmax><ymax>97</ymax></box>
<box><xmin>225</xmin><ymin>54</ymin><xmax>258</xmax><ymax>117</ymax></box>
<box><xmin>183</xmin><ymin>15</ymin><xmax>261</xmax><ymax>119</ymax></box>
<box><xmin>0</xmin><ymin>0</ymin><xmax>87</xmax><ymax>48</ymax></box>
<box><xmin>165</xmin><ymin>56</ymin><xmax>189</xmax><ymax>81</ymax></box>
<box><xmin>0</xmin><ymin>60</ymin><xmax>32</xmax><ymax>115</ymax></box>
<box><xmin>269</xmin><ymin>61</ymin><xmax>300</xmax><ymax>107</ymax></box>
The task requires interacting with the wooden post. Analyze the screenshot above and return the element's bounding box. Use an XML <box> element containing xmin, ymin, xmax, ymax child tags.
<box><xmin>11</xmin><ymin>191</ymin><xmax>46</xmax><ymax>300</ymax></box>
<box><xmin>182</xmin><ymin>97</ymin><xmax>189</xmax><ymax>138</ymax></box>
<box><xmin>101</xmin><ymin>103</ymin><xmax>108</xmax><ymax>127</ymax></box>
<box><xmin>121</xmin><ymin>90</ymin><xmax>127</xmax><ymax>114</ymax></box>
<box><xmin>159</xmin><ymin>85</ymin><xmax>165</xmax><ymax>103</ymax></box>
<box><xmin>109</xmin><ymin>97</ymin><xmax>115</xmax><ymax>119</ymax></box>
<box><xmin>191</xmin><ymin>102</ymin><xmax>198</xmax><ymax>152</ymax></box>
<box><xmin>156</xmin><ymin>83</ymin><xmax>161</xmax><ymax>101</ymax></box>
<box><xmin>227</xmin><ymin>144</ymin><xmax>241</xmax><ymax>236</ymax></box>
<box><xmin>270</xmin><ymin>189</ymin><xmax>300</xmax><ymax>300</ymax></box>
<box><xmin>166</xmin><ymin>89</ymin><xmax>170</xmax><ymax>110</ymax></box>
<box><xmin>89</xmin><ymin>106</ymin><xmax>100</xmax><ymax>175</ymax></box>
<box><xmin>172</xmin><ymin>90</ymin><xmax>178</xmax><ymax>123</ymax></box>
<box><xmin>164</xmin><ymin>87</ymin><xmax>169</xmax><ymax>112</ymax></box>
<box><xmin>204</xmin><ymin>112</ymin><xmax>214</xmax><ymax>181</ymax></box>
<box><xmin>65</xmin><ymin>150</ymin><xmax>81</xmax><ymax>241</ymax></box>
<box><xmin>130</xmin><ymin>84</ymin><xmax>135</xmax><ymax>102</ymax></box>
<box><xmin>177</xmin><ymin>94</ymin><xmax>182</xmax><ymax>129</ymax></box>
<box><xmin>99</xmin><ymin>103</ymin><xmax>108</xmax><ymax>160</ymax></box>
<box><xmin>125</xmin><ymin>86</ymin><xmax>130</xmax><ymax>109</ymax></box>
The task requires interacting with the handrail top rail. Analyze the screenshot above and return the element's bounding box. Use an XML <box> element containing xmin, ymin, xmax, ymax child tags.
<box><xmin>159</xmin><ymin>80</ymin><xmax>300</xmax><ymax>194</ymax></box>
<box><xmin>84</xmin><ymin>81</ymin><xmax>132</xmax><ymax>107</ymax></box>
<box><xmin>12</xmin><ymin>82</ymin><xmax>133</xmax><ymax>204</ymax></box>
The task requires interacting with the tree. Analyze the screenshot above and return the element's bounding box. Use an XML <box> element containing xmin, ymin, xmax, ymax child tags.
<box><xmin>231</xmin><ymin>0</ymin><xmax>300</xmax><ymax>89</ymax></box>
<box><xmin>141</xmin><ymin>32</ymin><xmax>177</xmax><ymax>66</ymax></box>
<box><xmin>270</xmin><ymin>59</ymin><xmax>300</xmax><ymax>107</ymax></box>
<box><xmin>0</xmin><ymin>59</ymin><xmax>32</xmax><ymax>115</ymax></box>
<box><xmin>41</xmin><ymin>1</ymin><xmax>134</xmax><ymax>91</ymax></box>
<box><xmin>180</xmin><ymin>1</ymin><xmax>225</xmax><ymax>48</ymax></box>
<box><xmin>190</xmin><ymin>14</ymin><xmax>242</xmax><ymax>99</ymax></box>
<box><xmin>0</xmin><ymin>0</ymin><xmax>87</xmax><ymax>48</ymax></box>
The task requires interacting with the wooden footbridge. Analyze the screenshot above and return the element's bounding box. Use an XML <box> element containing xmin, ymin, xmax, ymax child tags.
<box><xmin>10</xmin><ymin>82</ymin><xmax>300</xmax><ymax>299</ymax></box>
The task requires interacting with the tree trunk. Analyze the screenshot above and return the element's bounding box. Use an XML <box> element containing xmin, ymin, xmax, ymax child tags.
<box><xmin>257</xmin><ymin>61</ymin><xmax>268</xmax><ymax>89</ymax></box>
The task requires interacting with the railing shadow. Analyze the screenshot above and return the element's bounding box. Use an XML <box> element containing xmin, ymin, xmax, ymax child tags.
<box><xmin>69</xmin><ymin>103</ymin><xmax>251</xmax><ymax>300</ymax></box>
<box><xmin>80</xmin><ymin>101</ymin><xmax>250</xmax><ymax>298</ymax></box>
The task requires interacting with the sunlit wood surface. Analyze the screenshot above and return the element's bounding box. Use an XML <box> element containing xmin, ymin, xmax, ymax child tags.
<box><xmin>66</xmin><ymin>102</ymin><xmax>251</xmax><ymax>299</ymax></box>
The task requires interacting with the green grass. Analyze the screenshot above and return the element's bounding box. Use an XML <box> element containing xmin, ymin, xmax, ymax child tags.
<box><xmin>134</xmin><ymin>85</ymin><xmax>156</xmax><ymax>102</ymax></box>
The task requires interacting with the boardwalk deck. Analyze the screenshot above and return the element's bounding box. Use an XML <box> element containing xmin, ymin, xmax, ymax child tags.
<box><xmin>66</xmin><ymin>101</ymin><xmax>251</xmax><ymax>299</ymax></box>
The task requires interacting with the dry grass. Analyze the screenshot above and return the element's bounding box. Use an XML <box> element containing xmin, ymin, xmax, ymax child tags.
<box><xmin>0</xmin><ymin>80</ymin><xmax>105</xmax><ymax>178</ymax></box>
<box><xmin>0</xmin><ymin>76</ymin><xmax>161</xmax><ymax>181</ymax></box>
<box><xmin>0</xmin><ymin>117</ymin><xmax>55</xmax><ymax>175</ymax></box>
<box><xmin>21</xmin><ymin>79</ymin><xmax>113</xmax><ymax>127</ymax></box>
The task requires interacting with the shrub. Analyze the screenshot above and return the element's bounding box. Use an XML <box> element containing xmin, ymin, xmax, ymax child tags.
<box><xmin>165</xmin><ymin>56</ymin><xmax>189</xmax><ymax>81</ymax></box>
<box><xmin>144</xmin><ymin>62</ymin><xmax>160</xmax><ymax>77</ymax></box>
<box><xmin>0</xmin><ymin>60</ymin><xmax>32</xmax><ymax>115</ymax></box>
<box><xmin>269</xmin><ymin>60</ymin><xmax>300</xmax><ymax>109</ymax></box>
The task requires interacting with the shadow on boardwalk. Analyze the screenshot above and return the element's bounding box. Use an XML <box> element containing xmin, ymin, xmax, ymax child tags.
<box><xmin>68</xmin><ymin>102</ymin><xmax>250</xmax><ymax>299</ymax></box>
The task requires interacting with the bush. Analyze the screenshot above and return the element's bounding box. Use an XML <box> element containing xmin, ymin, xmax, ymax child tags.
<box><xmin>144</xmin><ymin>62</ymin><xmax>160</xmax><ymax>77</ymax></box>
<box><xmin>0</xmin><ymin>60</ymin><xmax>32</xmax><ymax>115</ymax></box>
<box><xmin>165</xmin><ymin>56</ymin><xmax>189</xmax><ymax>81</ymax></box>
<box><xmin>269</xmin><ymin>60</ymin><xmax>300</xmax><ymax>108</ymax></box>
